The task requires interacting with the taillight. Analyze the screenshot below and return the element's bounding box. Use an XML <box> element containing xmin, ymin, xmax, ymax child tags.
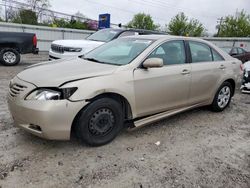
<box><xmin>33</xmin><ymin>35</ymin><xmax>37</xmax><ymax>47</ymax></box>
<box><xmin>240</xmin><ymin>64</ymin><xmax>244</xmax><ymax>71</ymax></box>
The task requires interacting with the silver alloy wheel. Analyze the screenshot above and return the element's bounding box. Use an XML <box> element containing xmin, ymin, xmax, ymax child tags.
<box><xmin>3</xmin><ymin>51</ymin><xmax>16</xmax><ymax>64</ymax></box>
<box><xmin>217</xmin><ymin>86</ymin><xmax>231</xmax><ymax>109</ymax></box>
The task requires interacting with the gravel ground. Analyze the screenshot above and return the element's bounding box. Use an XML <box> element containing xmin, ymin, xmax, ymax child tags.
<box><xmin>0</xmin><ymin>54</ymin><xmax>250</xmax><ymax>188</ymax></box>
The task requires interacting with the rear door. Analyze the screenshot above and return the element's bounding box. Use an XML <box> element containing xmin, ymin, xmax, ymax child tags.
<box><xmin>187</xmin><ymin>41</ymin><xmax>226</xmax><ymax>105</ymax></box>
<box><xmin>133</xmin><ymin>40</ymin><xmax>191</xmax><ymax>117</ymax></box>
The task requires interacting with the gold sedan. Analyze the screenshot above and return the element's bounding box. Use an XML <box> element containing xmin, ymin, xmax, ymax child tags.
<box><xmin>8</xmin><ymin>35</ymin><xmax>242</xmax><ymax>146</ymax></box>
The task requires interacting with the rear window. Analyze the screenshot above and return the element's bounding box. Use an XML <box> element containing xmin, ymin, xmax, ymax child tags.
<box><xmin>212</xmin><ymin>49</ymin><xmax>224</xmax><ymax>61</ymax></box>
<box><xmin>87</xmin><ymin>29</ymin><xmax>120</xmax><ymax>42</ymax></box>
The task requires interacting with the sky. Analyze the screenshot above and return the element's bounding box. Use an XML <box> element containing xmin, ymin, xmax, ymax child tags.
<box><xmin>29</xmin><ymin>0</ymin><xmax>250</xmax><ymax>34</ymax></box>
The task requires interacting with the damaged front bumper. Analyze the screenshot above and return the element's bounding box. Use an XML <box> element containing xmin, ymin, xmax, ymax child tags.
<box><xmin>241</xmin><ymin>71</ymin><xmax>250</xmax><ymax>94</ymax></box>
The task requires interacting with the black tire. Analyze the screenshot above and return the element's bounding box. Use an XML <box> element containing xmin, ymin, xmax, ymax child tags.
<box><xmin>75</xmin><ymin>98</ymin><xmax>124</xmax><ymax>146</ymax></box>
<box><xmin>211</xmin><ymin>81</ymin><xmax>233</xmax><ymax>112</ymax></box>
<box><xmin>0</xmin><ymin>48</ymin><xmax>20</xmax><ymax>66</ymax></box>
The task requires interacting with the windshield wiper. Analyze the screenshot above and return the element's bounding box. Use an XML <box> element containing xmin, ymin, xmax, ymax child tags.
<box><xmin>83</xmin><ymin>57</ymin><xmax>103</xmax><ymax>63</ymax></box>
<box><xmin>88</xmin><ymin>39</ymin><xmax>102</xmax><ymax>42</ymax></box>
<box><xmin>83</xmin><ymin>57</ymin><xmax>120</xmax><ymax>66</ymax></box>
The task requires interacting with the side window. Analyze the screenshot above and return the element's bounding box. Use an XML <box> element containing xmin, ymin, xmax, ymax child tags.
<box><xmin>189</xmin><ymin>41</ymin><xmax>212</xmax><ymax>63</ymax></box>
<box><xmin>212</xmin><ymin>49</ymin><xmax>224</xmax><ymax>61</ymax></box>
<box><xmin>231</xmin><ymin>48</ymin><xmax>238</xmax><ymax>55</ymax></box>
<box><xmin>237</xmin><ymin>48</ymin><xmax>245</xmax><ymax>54</ymax></box>
<box><xmin>118</xmin><ymin>31</ymin><xmax>138</xmax><ymax>38</ymax></box>
<box><xmin>148</xmin><ymin>40</ymin><xmax>186</xmax><ymax>65</ymax></box>
<box><xmin>152</xmin><ymin>46</ymin><xmax>165</xmax><ymax>55</ymax></box>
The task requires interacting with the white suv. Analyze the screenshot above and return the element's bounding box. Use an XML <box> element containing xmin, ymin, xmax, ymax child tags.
<box><xmin>49</xmin><ymin>28</ymin><xmax>165</xmax><ymax>60</ymax></box>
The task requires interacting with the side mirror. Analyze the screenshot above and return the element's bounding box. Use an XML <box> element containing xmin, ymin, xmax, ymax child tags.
<box><xmin>143</xmin><ymin>58</ymin><xmax>163</xmax><ymax>68</ymax></box>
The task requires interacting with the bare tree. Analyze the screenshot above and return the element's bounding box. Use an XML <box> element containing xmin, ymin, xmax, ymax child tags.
<box><xmin>25</xmin><ymin>0</ymin><xmax>50</xmax><ymax>23</ymax></box>
<box><xmin>74</xmin><ymin>11</ymin><xmax>87</xmax><ymax>22</ymax></box>
<box><xmin>26</xmin><ymin>0</ymin><xmax>50</xmax><ymax>11</ymax></box>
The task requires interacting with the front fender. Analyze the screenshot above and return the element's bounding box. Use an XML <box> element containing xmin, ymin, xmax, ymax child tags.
<box><xmin>61</xmin><ymin>72</ymin><xmax>137</xmax><ymax>118</ymax></box>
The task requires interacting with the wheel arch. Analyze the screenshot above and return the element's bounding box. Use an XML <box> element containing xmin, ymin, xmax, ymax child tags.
<box><xmin>224</xmin><ymin>78</ymin><xmax>236</xmax><ymax>96</ymax></box>
<box><xmin>86</xmin><ymin>92</ymin><xmax>133</xmax><ymax>120</ymax></box>
<box><xmin>71</xmin><ymin>92</ymin><xmax>133</xmax><ymax>137</ymax></box>
<box><xmin>0</xmin><ymin>43</ymin><xmax>20</xmax><ymax>52</ymax></box>
<box><xmin>210</xmin><ymin>78</ymin><xmax>236</xmax><ymax>105</ymax></box>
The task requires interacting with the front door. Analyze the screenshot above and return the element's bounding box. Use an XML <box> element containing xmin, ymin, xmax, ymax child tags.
<box><xmin>133</xmin><ymin>40</ymin><xmax>191</xmax><ymax>117</ymax></box>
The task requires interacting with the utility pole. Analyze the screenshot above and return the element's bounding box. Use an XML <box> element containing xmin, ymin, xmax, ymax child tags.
<box><xmin>216</xmin><ymin>17</ymin><xmax>224</xmax><ymax>36</ymax></box>
<box><xmin>4</xmin><ymin>0</ymin><xmax>7</xmax><ymax>22</ymax></box>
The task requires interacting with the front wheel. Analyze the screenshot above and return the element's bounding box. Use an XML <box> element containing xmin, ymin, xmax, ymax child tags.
<box><xmin>211</xmin><ymin>82</ymin><xmax>233</xmax><ymax>112</ymax></box>
<box><xmin>0</xmin><ymin>48</ymin><xmax>21</xmax><ymax>66</ymax></box>
<box><xmin>74</xmin><ymin>98</ymin><xmax>124</xmax><ymax>146</ymax></box>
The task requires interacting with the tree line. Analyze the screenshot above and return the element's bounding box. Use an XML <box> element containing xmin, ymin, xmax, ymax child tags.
<box><xmin>1</xmin><ymin>0</ymin><xmax>250</xmax><ymax>37</ymax></box>
<box><xmin>128</xmin><ymin>11</ymin><xmax>250</xmax><ymax>37</ymax></box>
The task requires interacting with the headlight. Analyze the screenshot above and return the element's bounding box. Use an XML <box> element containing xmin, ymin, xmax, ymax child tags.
<box><xmin>64</xmin><ymin>47</ymin><xmax>82</xmax><ymax>52</ymax></box>
<box><xmin>25</xmin><ymin>87</ymin><xmax>77</xmax><ymax>101</ymax></box>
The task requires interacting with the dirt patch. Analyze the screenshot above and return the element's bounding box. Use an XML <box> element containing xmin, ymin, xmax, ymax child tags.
<box><xmin>0</xmin><ymin>55</ymin><xmax>250</xmax><ymax>188</ymax></box>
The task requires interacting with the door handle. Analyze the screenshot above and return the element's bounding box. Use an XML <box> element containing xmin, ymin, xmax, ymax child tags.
<box><xmin>232</xmin><ymin>62</ymin><xmax>236</xmax><ymax>64</ymax></box>
<box><xmin>181</xmin><ymin>69</ymin><xmax>190</xmax><ymax>75</ymax></box>
<box><xmin>219</xmin><ymin>65</ymin><xmax>226</xmax><ymax>70</ymax></box>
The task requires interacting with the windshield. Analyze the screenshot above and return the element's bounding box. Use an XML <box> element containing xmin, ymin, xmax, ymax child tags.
<box><xmin>83</xmin><ymin>38</ymin><xmax>153</xmax><ymax>66</ymax></box>
<box><xmin>87</xmin><ymin>29</ymin><xmax>120</xmax><ymax>42</ymax></box>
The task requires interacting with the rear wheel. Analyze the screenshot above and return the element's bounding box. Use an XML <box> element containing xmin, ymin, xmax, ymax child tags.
<box><xmin>0</xmin><ymin>48</ymin><xmax>20</xmax><ymax>66</ymax></box>
<box><xmin>211</xmin><ymin>82</ymin><xmax>232</xmax><ymax>112</ymax></box>
<box><xmin>75</xmin><ymin>98</ymin><xmax>124</xmax><ymax>146</ymax></box>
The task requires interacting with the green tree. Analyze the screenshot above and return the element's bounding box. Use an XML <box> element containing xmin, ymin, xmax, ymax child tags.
<box><xmin>218</xmin><ymin>10</ymin><xmax>250</xmax><ymax>37</ymax></box>
<box><xmin>52</xmin><ymin>18</ymin><xmax>88</xmax><ymax>30</ymax></box>
<box><xmin>11</xmin><ymin>9</ymin><xmax>38</xmax><ymax>25</ymax></box>
<box><xmin>127</xmin><ymin>13</ymin><xmax>159</xmax><ymax>30</ymax></box>
<box><xmin>167</xmin><ymin>12</ymin><xmax>205</xmax><ymax>37</ymax></box>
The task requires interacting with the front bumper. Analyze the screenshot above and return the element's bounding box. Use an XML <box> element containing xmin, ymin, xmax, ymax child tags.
<box><xmin>7</xmin><ymin>77</ymin><xmax>88</xmax><ymax>140</ymax></box>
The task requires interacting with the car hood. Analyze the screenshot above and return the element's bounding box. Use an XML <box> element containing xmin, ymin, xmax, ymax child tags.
<box><xmin>17</xmin><ymin>58</ymin><xmax>118</xmax><ymax>87</ymax></box>
<box><xmin>52</xmin><ymin>39</ymin><xmax>105</xmax><ymax>53</ymax></box>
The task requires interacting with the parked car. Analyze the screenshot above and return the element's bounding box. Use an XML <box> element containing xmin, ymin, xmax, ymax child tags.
<box><xmin>49</xmin><ymin>28</ymin><xmax>166</xmax><ymax>60</ymax></box>
<box><xmin>241</xmin><ymin>61</ymin><xmax>250</xmax><ymax>93</ymax></box>
<box><xmin>8</xmin><ymin>35</ymin><xmax>242</xmax><ymax>146</ymax></box>
<box><xmin>0</xmin><ymin>32</ymin><xmax>38</xmax><ymax>66</ymax></box>
<box><xmin>221</xmin><ymin>46</ymin><xmax>250</xmax><ymax>63</ymax></box>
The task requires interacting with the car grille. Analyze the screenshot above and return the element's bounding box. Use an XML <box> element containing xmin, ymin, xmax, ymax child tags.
<box><xmin>9</xmin><ymin>83</ymin><xmax>27</xmax><ymax>98</ymax></box>
<box><xmin>51</xmin><ymin>44</ymin><xmax>64</xmax><ymax>54</ymax></box>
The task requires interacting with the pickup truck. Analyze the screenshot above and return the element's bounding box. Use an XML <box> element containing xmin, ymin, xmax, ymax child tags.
<box><xmin>49</xmin><ymin>28</ymin><xmax>166</xmax><ymax>60</ymax></box>
<box><xmin>0</xmin><ymin>32</ymin><xmax>39</xmax><ymax>66</ymax></box>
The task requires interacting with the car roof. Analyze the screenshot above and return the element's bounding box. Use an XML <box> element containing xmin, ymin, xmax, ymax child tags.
<box><xmin>122</xmin><ymin>34</ymin><xmax>208</xmax><ymax>42</ymax></box>
<box><xmin>101</xmin><ymin>28</ymin><xmax>166</xmax><ymax>35</ymax></box>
